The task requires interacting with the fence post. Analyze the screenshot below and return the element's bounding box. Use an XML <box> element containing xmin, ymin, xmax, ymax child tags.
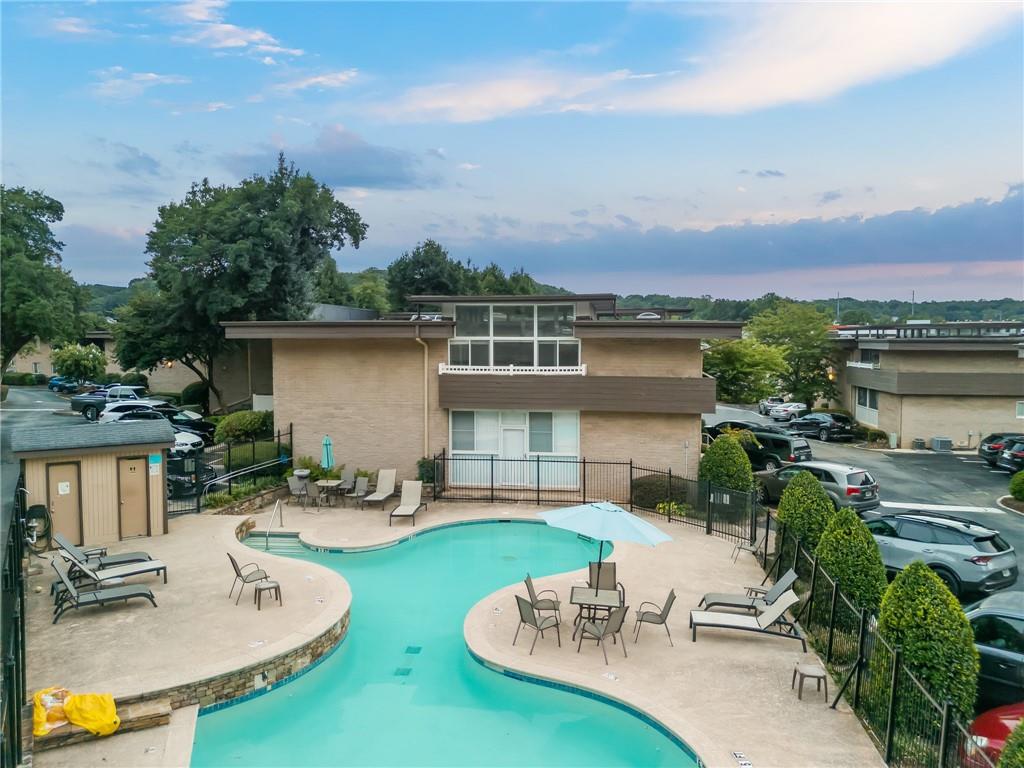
<box><xmin>937</xmin><ymin>699</ymin><xmax>952</xmax><ymax>768</ymax></box>
<box><xmin>432</xmin><ymin>454</ymin><xmax>438</xmax><ymax>502</ymax></box>
<box><xmin>490</xmin><ymin>455</ymin><xmax>495</xmax><ymax>504</ymax></box>
<box><xmin>628</xmin><ymin>460</ymin><xmax>634</xmax><ymax>513</ymax></box>
<box><xmin>853</xmin><ymin>608</ymin><xmax>868</xmax><ymax>710</ymax></box>
<box><xmin>536</xmin><ymin>456</ymin><xmax>541</xmax><ymax>505</ymax></box>
<box><xmin>883</xmin><ymin>646</ymin><xmax>902</xmax><ymax>763</ymax></box>
<box><xmin>251</xmin><ymin>439</ymin><xmax>256</xmax><ymax>477</ymax></box>
<box><xmin>748</xmin><ymin>493</ymin><xmax>757</xmax><ymax>545</ymax></box>
<box><xmin>825</xmin><ymin>580</ymin><xmax>840</xmax><ymax>663</ymax></box>
<box><xmin>804</xmin><ymin>555</ymin><xmax>819</xmax><ymax>629</ymax></box>
<box><xmin>667</xmin><ymin>468</ymin><xmax>673</xmax><ymax>522</ymax></box>
<box><xmin>581</xmin><ymin>457</ymin><xmax>586</xmax><ymax>502</ymax></box>
<box><xmin>276</xmin><ymin>429</ymin><xmax>281</xmax><ymax>462</ymax></box>
<box><xmin>703</xmin><ymin>481</ymin><xmax>712</xmax><ymax>536</ymax></box>
<box><xmin>227</xmin><ymin>443</ymin><xmax>233</xmax><ymax>494</ymax></box>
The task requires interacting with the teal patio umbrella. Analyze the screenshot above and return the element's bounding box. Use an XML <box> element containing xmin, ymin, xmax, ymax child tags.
<box><xmin>320</xmin><ymin>435</ymin><xmax>334</xmax><ymax>472</ymax></box>
<box><xmin>537</xmin><ymin>501</ymin><xmax>671</xmax><ymax>595</ymax></box>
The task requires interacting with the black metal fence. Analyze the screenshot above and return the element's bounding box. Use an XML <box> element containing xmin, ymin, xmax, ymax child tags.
<box><xmin>763</xmin><ymin>517</ymin><xmax>996</xmax><ymax>768</ymax></box>
<box><xmin>1</xmin><ymin>476</ymin><xmax>28</xmax><ymax>768</ymax></box>
<box><xmin>167</xmin><ymin>424</ymin><xmax>292</xmax><ymax>517</ymax></box>
<box><xmin>431</xmin><ymin>451</ymin><xmax>762</xmax><ymax>545</ymax></box>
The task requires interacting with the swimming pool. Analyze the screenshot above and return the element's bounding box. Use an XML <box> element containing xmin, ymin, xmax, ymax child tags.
<box><xmin>190</xmin><ymin>521</ymin><xmax>698</xmax><ymax>767</ymax></box>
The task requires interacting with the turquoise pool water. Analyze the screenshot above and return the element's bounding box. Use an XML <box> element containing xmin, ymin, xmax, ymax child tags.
<box><xmin>190</xmin><ymin>521</ymin><xmax>697</xmax><ymax>767</ymax></box>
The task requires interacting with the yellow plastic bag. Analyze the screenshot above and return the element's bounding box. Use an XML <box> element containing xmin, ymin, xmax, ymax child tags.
<box><xmin>33</xmin><ymin>686</ymin><xmax>70</xmax><ymax>736</ymax></box>
<box><xmin>64</xmin><ymin>693</ymin><xmax>120</xmax><ymax>737</ymax></box>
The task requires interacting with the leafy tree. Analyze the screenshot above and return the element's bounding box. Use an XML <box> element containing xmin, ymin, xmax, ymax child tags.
<box><xmin>777</xmin><ymin>470</ymin><xmax>834</xmax><ymax>549</ymax></box>
<box><xmin>703</xmin><ymin>338</ymin><xmax>789</xmax><ymax>404</ymax></box>
<box><xmin>839</xmin><ymin>308</ymin><xmax>876</xmax><ymax>325</ymax></box>
<box><xmin>350</xmin><ymin>275</ymin><xmax>390</xmax><ymax>313</ymax></box>
<box><xmin>698</xmin><ymin>434</ymin><xmax>754</xmax><ymax>492</ymax></box>
<box><xmin>748</xmin><ymin>302</ymin><xmax>837</xmax><ymax>406</ymax></box>
<box><xmin>386</xmin><ymin>240</ymin><xmax>469</xmax><ymax>309</ymax></box>
<box><xmin>51</xmin><ymin>343</ymin><xmax>107</xmax><ymax>382</ymax></box>
<box><xmin>114</xmin><ymin>155</ymin><xmax>366</xmax><ymax>405</ymax></box>
<box><xmin>814</xmin><ymin>507</ymin><xmax>887</xmax><ymax>611</ymax></box>
<box><xmin>1000</xmin><ymin>720</ymin><xmax>1024</xmax><ymax>768</ymax></box>
<box><xmin>1</xmin><ymin>186</ymin><xmax>90</xmax><ymax>370</ymax></box>
<box><xmin>877</xmin><ymin>561</ymin><xmax>978</xmax><ymax>718</ymax></box>
<box><xmin>507</xmin><ymin>268</ymin><xmax>538</xmax><ymax>294</ymax></box>
<box><xmin>314</xmin><ymin>255</ymin><xmax>353</xmax><ymax>305</ymax></box>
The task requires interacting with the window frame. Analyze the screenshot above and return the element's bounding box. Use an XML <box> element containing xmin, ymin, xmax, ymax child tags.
<box><xmin>1016</xmin><ymin>401</ymin><xmax>1024</xmax><ymax>419</ymax></box>
<box><xmin>448</xmin><ymin>303</ymin><xmax>580</xmax><ymax>368</ymax></box>
<box><xmin>449</xmin><ymin>409</ymin><xmax>579</xmax><ymax>457</ymax></box>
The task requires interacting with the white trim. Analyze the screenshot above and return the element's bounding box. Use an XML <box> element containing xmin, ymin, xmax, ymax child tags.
<box><xmin>846</xmin><ymin>361</ymin><xmax>880</xmax><ymax>369</ymax></box>
<box><xmin>439</xmin><ymin>363</ymin><xmax>586</xmax><ymax>376</ymax></box>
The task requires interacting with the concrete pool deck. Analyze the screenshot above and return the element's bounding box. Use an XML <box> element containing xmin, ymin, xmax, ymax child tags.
<box><xmin>30</xmin><ymin>499</ymin><xmax>883</xmax><ymax>767</ymax></box>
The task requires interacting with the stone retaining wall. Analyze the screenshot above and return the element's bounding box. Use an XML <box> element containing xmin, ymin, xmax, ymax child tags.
<box><xmin>206</xmin><ymin>485</ymin><xmax>289</xmax><ymax>516</ymax></box>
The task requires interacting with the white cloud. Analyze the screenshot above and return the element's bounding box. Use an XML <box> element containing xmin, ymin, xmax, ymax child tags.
<box><xmin>261</xmin><ymin>56</ymin><xmax>277</xmax><ymax>66</ymax></box>
<box><xmin>49</xmin><ymin>16</ymin><xmax>110</xmax><ymax>37</ymax></box>
<box><xmin>273</xmin><ymin>70</ymin><xmax>358</xmax><ymax>93</ymax></box>
<box><xmin>457</xmin><ymin>162</ymin><xmax>481</xmax><ymax>171</ymax></box>
<box><xmin>165</xmin><ymin>0</ymin><xmax>303</xmax><ymax>58</ymax></box>
<box><xmin>91</xmin><ymin>66</ymin><xmax>190</xmax><ymax>100</ymax></box>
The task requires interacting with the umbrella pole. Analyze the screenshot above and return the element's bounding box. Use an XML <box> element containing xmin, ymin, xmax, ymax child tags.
<box><xmin>595</xmin><ymin>541</ymin><xmax>604</xmax><ymax>596</ymax></box>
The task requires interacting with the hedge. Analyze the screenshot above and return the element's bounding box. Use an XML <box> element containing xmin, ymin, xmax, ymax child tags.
<box><xmin>631</xmin><ymin>473</ymin><xmax>691</xmax><ymax>511</ymax></box>
<box><xmin>1000</xmin><ymin>720</ymin><xmax>1024</xmax><ymax>768</ymax></box>
<box><xmin>1010</xmin><ymin>471</ymin><xmax>1024</xmax><ymax>502</ymax></box>
<box><xmin>182</xmin><ymin>381</ymin><xmax>209</xmax><ymax>411</ymax></box>
<box><xmin>814</xmin><ymin>507</ymin><xmax>887</xmax><ymax>612</ymax></box>
<box><xmin>100</xmin><ymin>372</ymin><xmax>123</xmax><ymax>385</ymax></box>
<box><xmin>2</xmin><ymin>372</ymin><xmax>37</xmax><ymax>385</ymax></box>
<box><xmin>214</xmin><ymin>410</ymin><xmax>274</xmax><ymax>444</ymax></box>
<box><xmin>877</xmin><ymin>561</ymin><xmax>979</xmax><ymax>719</ymax></box>
<box><xmin>32</xmin><ymin>373</ymin><xmax>47</xmax><ymax>385</ymax></box>
<box><xmin>204</xmin><ymin>476</ymin><xmax>285</xmax><ymax>509</ymax></box>
<box><xmin>777</xmin><ymin>470</ymin><xmax>834</xmax><ymax>549</ymax></box>
<box><xmin>120</xmin><ymin>372</ymin><xmax>149</xmax><ymax>387</ymax></box>
<box><xmin>698</xmin><ymin>434</ymin><xmax>754</xmax><ymax>492</ymax></box>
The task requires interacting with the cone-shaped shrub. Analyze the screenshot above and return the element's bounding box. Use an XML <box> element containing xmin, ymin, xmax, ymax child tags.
<box><xmin>878</xmin><ymin>561</ymin><xmax>979</xmax><ymax>718</ymax></box>
<box><xmin>814</xmin><ymin>507</ymin><xmax>887</xmax><ymax>612</ymax></box>
<box><xmin>776</xmin><ymin>470</ymin><xmax>833</xmax><ymax>549</ymax></box>
<box><xmin>999</xmin><ymin>720</ymin><xmax>1024</xmax><ymax>768</ymax></box>
<box><xmin>1010</xmin><ymin>471</ymin><xmax>1024</xmax><ymax>502</ymax></box>
<box><xmin>698</xmin><ymin>434</ymin><xmax>754</xmax><ymax>492</ymax></box>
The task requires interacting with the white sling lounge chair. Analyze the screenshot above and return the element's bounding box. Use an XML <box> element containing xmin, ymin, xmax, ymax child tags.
<box><xmin>389</xmin><ymin>481</ymin><xmax>426</xmax><ymax>526</ymax></box>
<box><xmin>689</xmin><ymin>590</ymin><xmax>806</xmax><ymax>651</ymax></box>
<box><xmin>361</xmin><ymin>469</ymin><xmax>397</xmax><ymax>509</ymax></box>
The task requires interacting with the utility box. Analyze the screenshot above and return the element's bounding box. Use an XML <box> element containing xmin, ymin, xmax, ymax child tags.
<box><xmin>931</xmin><ymin>437</ymin><xmax>954</xmax><ymax>452</ymax></box>
<box><xmin>912</xmin><ymin>438</ymin><xmax>926</xmax><ymax>450</ymax></box>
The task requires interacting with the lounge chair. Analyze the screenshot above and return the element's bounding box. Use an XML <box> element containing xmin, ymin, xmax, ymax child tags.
<box><xmin>287</xmin><ymin>475</ymin><xmax>311</xmax><ymax>508</ymax></box>
<box><xmin>52</xmin><ymin>552</ymin><xmax>168</xmax><ymax>600</ymax></box>
<box><xmin>513</xmin><ymin>595</ymin><xmax>560</xmax><ymax>655</ymax></box>
<box><xmin>389</xmin><ymin>481</ymin><xmax>426</xmax><ymax>526</ymax></box>
<box><xmin>344</xmin><ymin>476</ymin><xmax>369</xmax><ymax>506</ymax></box>
<box><xmin>51</xmin><ymin>560</ymin><xmax>156</xmax><ymax>624</ymax></box>
<box><xmin>698</xmin><ymin>569</ymin><xmax>798</xmax><ymax>613</ymax></box>
<box><xmin>634</xmin><ymin>589</ymin><xmax>676</xmax><ymax>646</ymax></box>
<box><xmin>227</xmin><ymin>552</ymin><xmax>270</xmax><ymax>606</ymax></box>
<box><xmin>689</xmin><ymin>590</ymin><xmax>806</xmax><ymax>651</ymax></box>
<box><xmin>577</xmin><ymin>605</ymin><xmax>629</xmax><ymax>664</ymax></box>
<box><xmin>53</xmin><ymin>533</ymin><xmax>151</xmax><ymax>570</ymax></box>
<box><xmin>524</xmin><ymin>574</ymin><xmax>561</xmax><ymax>624</ymax></box>
<box><xmin>361</xmin><ymin>469</ymin><xmax>397</xmax><ymax>509</ymax></box>
<box><xmin>732</xmin><ymin>533</ymin><xmax>768</xmax><ymax>563</ymax></box>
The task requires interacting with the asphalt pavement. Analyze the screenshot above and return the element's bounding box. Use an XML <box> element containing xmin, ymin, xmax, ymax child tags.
<box><xmin>1</xmin><ymin>386</ymin><xmax>75</xmax><ymax>507</ymax></box>
<box><xmin>708</xmin><ymin>405</ymin><xmax>1024</xmax><ymax>593</ymax></box>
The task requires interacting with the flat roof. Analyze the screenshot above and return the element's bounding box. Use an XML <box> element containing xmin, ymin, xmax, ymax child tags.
<box><xmin>407</xmin><ymin>293</ymin><xmax>615</xmax><ymax>304</ymax></box>
<box><xmin>572</xmin><ymin>320</ymin><xmax>743</xmax><ymax>340</ymax></box>
<box><xmin>11</xmin><ymin>421</ymin><xmax>175</xmax><ymax>455</ymax></box>
<box><xmin>223</xmin><ymin>320</ymin><xmax>455</xmax><ymax>340</ymax></box>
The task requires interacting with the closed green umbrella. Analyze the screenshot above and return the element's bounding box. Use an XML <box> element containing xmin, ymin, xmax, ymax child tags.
<box><xmin>320</xmin><ymin>435</ymin><xmax>334</xmax><ymax>472</ymax></box>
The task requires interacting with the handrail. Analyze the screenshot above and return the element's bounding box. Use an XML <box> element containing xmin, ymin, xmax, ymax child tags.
<box><xmin>264</xmin><ymin>500</ymin><xmax>284</xmax><ymax>550</ymax></box>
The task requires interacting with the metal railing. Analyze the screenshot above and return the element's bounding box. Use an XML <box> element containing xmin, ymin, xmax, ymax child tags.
<box><xmin>846</xmin><ymin>360</ymin><xmax>881</xmax><ymax>369</ymax></box>
<box><xmin>1</xmin><ymin>476</ymin><xmax>28</xmax><ymax>767</ymax></box>
<box><xmin>437</xmin><ymin>363</ymin><xmax>587</xmax><ymax>376</ymax></box>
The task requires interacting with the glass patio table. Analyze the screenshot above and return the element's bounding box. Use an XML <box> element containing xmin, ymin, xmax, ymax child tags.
<box><xmin>570</xmin><ymin>586</ymin><xmax>622</xmax><ymax>639</ymax></box>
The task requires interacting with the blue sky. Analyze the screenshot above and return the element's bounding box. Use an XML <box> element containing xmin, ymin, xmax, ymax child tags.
<box><xmin>3</xmin><ymin>1</ymin><xmax>1022</xmax><ymax>299</ymax></box>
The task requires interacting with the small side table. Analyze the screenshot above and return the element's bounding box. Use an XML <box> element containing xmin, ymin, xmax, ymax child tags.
<box><xmin>791</xmin><ymin>662</ymin><xmax>828</xmax><ymax>701</ymax></box>
<box><xmin>255</xmin><ymin>580</ymin><xmax>282</xmax><ymax>610</ymax></box>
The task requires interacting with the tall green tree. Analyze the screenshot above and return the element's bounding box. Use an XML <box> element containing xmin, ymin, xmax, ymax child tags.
<box><xmin>748</xmin><ymin>302</ymin><xmax>837</xmax><ymax>405</ymax></box>
<box><xmin>350</xmin><ymin>275</ymin><xmax>391</xmax><ymax>313</ymax></box>
<box><xmin>386</xmin><ymin>240</ymin><xmax>469</xmax><ymax>309</ymax></box>
<box><xmin>114</xmin><ymin>155</ymin><xmax>367</xmax><ymax>405</ymax></box>
<box><xmin>703</xmin><ymin>338</ymin><xmax>789</xmax><ymax>404</ymax></box>
<box><xmin>0</xmin><ymin>186</ymin><xmax>90</xmax><ymax>369</ymax></box>
<box><xmin>51</xmin><ymin>343</ymin><xmax>107</xmax><ymax>383</ymax></box>
<box><xmin>313</xmin><ymin>255</ymin><xmax>353</xmax><ymax>305</ymax></box>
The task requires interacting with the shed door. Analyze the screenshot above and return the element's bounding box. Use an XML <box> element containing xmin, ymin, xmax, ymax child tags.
<box><xmin>118</xmin><ymin>458</ymin><xmax>149</xmax><ymax>539</ymax></box>
<box><xmin>47</xmin><ymin>463</ymin><xmax>82</xmax><ymax>546</ymax></box>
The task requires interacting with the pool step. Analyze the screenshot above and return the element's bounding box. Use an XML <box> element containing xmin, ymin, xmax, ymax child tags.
<box><xmin>249</xmin><ymin>536</ymin><xmax>306</xmax><ymax>555</ymax></box>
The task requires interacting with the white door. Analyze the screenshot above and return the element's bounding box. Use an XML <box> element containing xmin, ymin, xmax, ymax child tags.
<box><xmin>500</xmin><ymin>428</ymin><xmax>527</xmax><ymax>485</ymax></box>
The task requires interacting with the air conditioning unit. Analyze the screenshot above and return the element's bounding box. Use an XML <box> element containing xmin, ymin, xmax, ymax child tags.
<box><xmin>931</xmin><ymin>437</ymin><xmax>953</xmax><ymax>452</ymax></box>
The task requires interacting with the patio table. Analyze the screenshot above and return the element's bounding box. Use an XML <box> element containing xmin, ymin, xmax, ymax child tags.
<box><xmin>316</xmin><ymin>479</ymin><xmax>343</xmax><ymax>506</ymax></box>
<box><xmin>570</xmin><ymin>586</ymin><xmax>622</xmax><ymax>639</ymax></box>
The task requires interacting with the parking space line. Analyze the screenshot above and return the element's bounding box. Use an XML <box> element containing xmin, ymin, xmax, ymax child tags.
<box><xmin>880</xmin><ymin>501</ymin><xmax>1005</xmax><ymax>515</ymax></box>
<box><xmin>957</xmin><ymin>460</ymin><xmax>987</xmax><ymax>464</ymax></box>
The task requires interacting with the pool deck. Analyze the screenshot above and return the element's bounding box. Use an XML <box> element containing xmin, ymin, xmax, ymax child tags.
<box><xmin>30</xmin><ymin>499</ymin><xmax>883</xmax><ymax>767</ymax></box>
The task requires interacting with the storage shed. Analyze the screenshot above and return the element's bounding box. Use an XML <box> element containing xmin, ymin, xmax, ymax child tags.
<box><xmin>11</xmin><ymin>421</ymin><xmax>175</xmax><ymax>547</ymax></box>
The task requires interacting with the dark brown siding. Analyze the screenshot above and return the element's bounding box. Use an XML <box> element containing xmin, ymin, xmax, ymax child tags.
<box><xmin>438</xmin><ymin>375</ymin><xmax>716</xmax><ymax>414</ymax></box>
<box><xmin>845</xmin><ymin>367</ymin><xmax>1023</xmax><ymax>396</ymax></box>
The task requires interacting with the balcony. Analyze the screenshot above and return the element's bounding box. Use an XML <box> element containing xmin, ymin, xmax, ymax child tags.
<box><xmin>846</xmin><ymin>361</ymin><xmax>880</xmax><ymax>369</ymax></box>
<box><xmin>438</xmin><ymin>363</ymin><xmax>587</xmax><ymax>376</ymax></box>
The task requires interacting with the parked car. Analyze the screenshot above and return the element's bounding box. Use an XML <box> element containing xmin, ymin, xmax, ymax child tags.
<box><xmin>167</xmin><ymin>455</ymin><xmax>219</xmax><ymax>499</ymax></box>
<box><xmin>861</xmin><ymin>512</ymin><xmax>1018</xmax><ymax>599</ymax></box>
<box><xmin>117</xmin><ymin>406</ymin><xmax>216</xmax><ymax>445</ymax></box>
<box><xmin>743</xmin><ymin>431</ymin><xmax>813</xmax><ymax>471</ymax></box>
<box><xmin>710</xmin><ymin>419</ymin><xmax>796</xmax><ymax>436</ymax></box>
<box><xmin>964</xmin><ymin>593</ymin><xmax>1024</xmax><ymax>710</ymax></box>
<box><xmin>787</xmin><ymin>412</ymin><xmax>856</xmax><ymax>442</ymax></box>
<box><xmin>71</xmin><ymin>385</ymin><xmax>150</xmax><ymax>420</ymax></box>
<box><xmin>55</xmin><ymin>379</ymin><xmax>82</xmax><ymax>394</ymax></box>
<box><xmin>967</xmin><ymin>703</ymin><xmax>1024</xmax><ymax>767</ymax></box>
<box><xmin>171</xmin><ymin>430</ymin><xmax>205</xmax><ymax>456</ymax></box>
<box><xmin>47</xmin><ymin>376</ymin><xmax>66</xmax><ymax>390</ymax></box>
<box><xmin>979</xmin><ymin>432</ymin><xmax>1024</xmax><ymax>467</ymax></box>
<box><xmin>98</xmin><ymin>400</ymin><xmax>170</xmax><ymax>423</ymax></box>
<box><xmin>995</xmin><ymin>439</ymin><xmax>1024</xmax><ymax>474</ymax></box>
<box><xmin>755</xmin><ymin>461</ymin><xmax>879</xmax><ymax>511</ymax></box>
<box><xmin>758</xmin><ymin>396</ymin><xmax>786</xmax><ymax>415</ymax></box>
<box><xmin>769</xmin><ymin>402</ymin><xmax>810</xmax><ymax>421</ymax></box>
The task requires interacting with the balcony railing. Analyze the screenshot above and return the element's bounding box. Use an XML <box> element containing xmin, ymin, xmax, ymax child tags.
<box><xmin>846</xmin><ymin>361</ymin><xmax>880</xmax><ymax>369</ymax></box>
<box><xmin>438</xmin><ymin>363</ymin><xmax>587</xmax><ymax>376</ymax></box>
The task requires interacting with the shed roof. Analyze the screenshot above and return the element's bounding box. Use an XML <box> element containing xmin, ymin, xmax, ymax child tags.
<box><xmin>11</xmin><ymin>421</ymin><xmax>175</xmax><ymax>455</ymax></box>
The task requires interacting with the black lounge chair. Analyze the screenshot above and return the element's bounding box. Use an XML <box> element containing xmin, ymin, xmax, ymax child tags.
<box><xmin>698</xmin><ymin>569</ymin><xmax>798</xmax><ymax>613</ymax></box>
<box><xmin>52</xmin><ymin>560</ymin><xmax>157</xmax><ymax>624</ymax></box>
<box><xmin>53</xmin><ymin>532</ymin><xmax>152</xmax><ymax>570</ymax></box>
<box><xmin>689</xmin><ymin>590</ymin><xmax>806</xmax><ymax>651</ymax></box>
<box><xmin>52</xmin><ymin>549</ymin><xmax>167</xmax><ymax>600</ymax></box>
<box><xmin>227</xmin><ymin>552</ymin><xmax>270</xmax><ymax>605</ymax></box>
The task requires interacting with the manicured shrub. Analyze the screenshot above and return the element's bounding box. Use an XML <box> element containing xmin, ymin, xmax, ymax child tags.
<box><xmin>699</xmin><ymin>434</ymin><xmax>754</xmax><ymax>492</ymax></box>
<box><xmin>1000</xmin><ymin>720</ymin><xmax>1024</xmax><ymax>768</ymax></box>
<box><xmin>1010</xmin><ymin>471</ymin><xmax>1024</xmax><ymax>502</ymax></box>
<box><xmin>214</xmin><ymin>410</ymin><xmax>274</xmax><ymax>444</ymax></box>
<box><xmin>181</xmin><ymin>381</ymin><xmax>209</xmax><ymax>411</ymax></box>
<box><xmin>32</xmin><ymin>373</ymin><xmax>48</xmax><ymax>385</ymax></box>
<box><xmin>631</xmin><ymin>473</ymin><xmax>691</xmax><ymax>511</ymax></box>
<box><xmin>877</xmin><ymin>561</ymin><xmax>979</xmax><ymax>718</ymax></box>
<box><xmin>417</xmin><ymin>457</ymin><xmax>435</xmax><ymax>484</ymax></box>
<box><xmin>2</xmin><ymin>372</ymin><xmax>35</xmax><ymax>385</ymax></box>
<box><xmin>120</xmin><ymin>371</ymin><xmax>149</xmax><ymax>387</ymax></box>
<box><xmin>101</xmin><ymin>372</ymin><xmax>123</xmax><ymax>385</ymax></box>
<box><xmin>777</xmin><ymin>470</ymin><xmax>834</xmax><ymax>549</ymax></box>
<box><xmin>814</xmin><ymin>507</ymin><xmax>887</xmax><ymax>611</ymax></box>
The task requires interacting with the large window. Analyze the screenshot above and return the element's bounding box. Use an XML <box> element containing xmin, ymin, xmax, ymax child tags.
<box><xmin>455</xmin><ymin>305</ymin><xmax>490</xmax><ymax>337</ymax></box>
<box><xmin>448</xmin><ymin>303</ymin><xmax>580</xmax><ymax>367</ymax></box>
<box><xmin>1017</xmin><ymin>401</ymin><xmax>1024</xmax><ymax>419</ymax></box>
<box><xmin>451</xmin><ymin>410</ymin><xmax>578</xmax><ymax>456</ymax></box>
<box><xmin>856</xmin><ymin>387</ymin><xmax>879</xmax><ymax>409</ymax></box>
<box><xmin>492</xmin><ymin>305</ymin><xmax>535</xmax><ymax>337</ymax></box>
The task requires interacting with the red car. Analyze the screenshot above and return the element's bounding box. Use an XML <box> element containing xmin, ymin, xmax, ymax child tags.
<box><xmin>966</xmin><ymin>702</ymin><xmax>1024</xmax><ymax>766</ymax></box>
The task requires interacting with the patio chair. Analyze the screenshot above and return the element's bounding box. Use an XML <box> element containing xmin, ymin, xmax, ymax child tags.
<box><xmin>288</xmin><ymin>475</ymin><xmax>311</xmax><ymax>508</ymax></box>
<box><xmin>227</xmin><ymin>552</ymin><xmax>270</xmax><ymax>606</ymax></box>
<box><xmin>524</xmin><ymin>574</ymin><xmax>561</xmax><ymax>625</ymax></box>
<box><xmin>513</xmin><ymin>594</ymin><xmax>560</xmax><ymax>655</ymax></box>
<box><xmin>633</xmin><ymin>589</ymin><xmax>676</xmax><ymax>646</ymax></box>
<box><xmin>732</xmin><ymin>533</ymin><xmax>768</xmax><ymax>563</ymax></box>
<box><xmin>389</xmin><ymin>481</ymin><xmax>426</xmax><ymax>526</ymax></box>
<box><xmin>587</xmin><ymin>561</ymin><xmax>625</xmax><ymax>621</ymax></box>
<box><xmin>689</xmin><ymin>590</ymin><xmax>806</xmax><ymax>651</ymax></box>
<box><xmin>361</xmin><ymin>469</ymin><xmax>397</xmax><ymax>509</ymax></box>
<box><xmin>577</xmin><ymin>605</ymin><xmax>629</xmax><ymax>664</ymax></box>
<box><xmin>53</xmin><ymin>532</ymin><xmax>152</xmax><ymax>570</ymax></box>
<box><xmin>698</xmin><ymin>568</ymin><xmax>798</xmax><ymax>613</ymax></box>
<box><xmin>51</xmin><ymin>559</ymin><xmax>157</xmax><ymax>624</ymax></box>
<box><xmin>344</xmin><ymin>476</ymin><xmax>369</xmax><ymax>506</ymax></box>
<box><xmin>337</xmin><ymin>466</ymin><xmax>355</xmax><ymax>492</ymax></box>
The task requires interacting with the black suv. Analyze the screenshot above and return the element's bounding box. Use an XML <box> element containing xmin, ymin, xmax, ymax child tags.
<box><xmin>705</xmin><ymin>420</ymin><xmax>795</xmax><ymax>439</ymax></box>
<box><xmin>979</xmin><ymin>432</ymin><xmax>1024</xmax><ymax>467</ymax></box>
<box><xmin>995</xmin><ymin>440</ymin><xmax>1024</xmax><ymax>474</ymax></box>
<box><xmin>167</xmin><ymin>456</ymin><xmax>219</xmax><ymax>498</ymax></box>
<box><xmin>788</xmin><ymin>412</ymin><xmax>856</xmax><ymax>442</ymax></box>
<box><xmin>744</xmin><ymin>431</ymin><xmax>813</xmax><ymax>471</ymax></box>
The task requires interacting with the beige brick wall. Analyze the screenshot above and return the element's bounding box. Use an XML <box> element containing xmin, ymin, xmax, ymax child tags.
<box><xmin>582</xmin><ymin>338</ymin><xmax>702</xmax><ymax>377</ymax></box>
<box><xmin>897</xmin><ymin>396</ymin><xmax>1022</xmax><ymax>449</ymax></box>
<box><xmin>580</xmin><ymin>412</ymin><xmax>701</xmax><ymax>477</ymax></box>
